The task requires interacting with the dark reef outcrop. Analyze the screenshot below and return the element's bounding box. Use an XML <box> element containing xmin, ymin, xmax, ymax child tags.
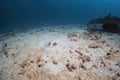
<box><xmin>89</xmin><ymin>13</ymin><xmax>120</xmax><ymax>32</ymax></box>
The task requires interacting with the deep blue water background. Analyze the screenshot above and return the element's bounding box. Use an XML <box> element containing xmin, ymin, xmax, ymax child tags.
<box><xmin>0</xmin><ymin>0</ymin><xmax>120</xmax><ymax>34</ymax></box>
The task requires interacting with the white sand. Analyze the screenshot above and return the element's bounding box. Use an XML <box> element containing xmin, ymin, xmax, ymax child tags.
<box><xmin>0</xmin><ymin>25</ymin><xmax>120</xmax><ymax>80</ymax></box>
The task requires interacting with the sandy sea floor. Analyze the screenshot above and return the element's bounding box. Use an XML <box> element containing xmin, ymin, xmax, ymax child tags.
<box><xmin>0</xmin><ymin>25</ymin><xmax>120</xmax><ymax>80</ymax></box>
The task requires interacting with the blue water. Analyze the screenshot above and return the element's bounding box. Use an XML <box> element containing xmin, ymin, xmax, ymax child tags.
<box><xmin>0</xmin><ymin>0</ymin><xmax>120</xmax><ymax>34</ymax></box>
